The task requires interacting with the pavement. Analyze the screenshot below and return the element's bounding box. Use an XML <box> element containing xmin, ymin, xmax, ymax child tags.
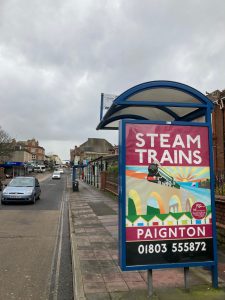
<box><xmin>68</xmin><ymin>179</ymin><xmax>225</xmax><ymax>300</ymax></box>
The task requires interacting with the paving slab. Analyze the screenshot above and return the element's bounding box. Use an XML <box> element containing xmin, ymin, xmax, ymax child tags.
<box><xmin>69</xmin><ymin>180</ymin><xmax>225</xmax><ymax>300</ymax></box>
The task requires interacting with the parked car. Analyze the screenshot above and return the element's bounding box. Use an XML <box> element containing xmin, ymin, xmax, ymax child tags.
<box><xmin>52</xmin><ymin>171</ymin><xmax>61</xmax><ymax>179</ymax></box>
<box><xmin>27</xmin><ymin>165</ymin><xmax>34</xmax><ymax>173</ymax></box>
<box><xmin>34</xmin><ymin>165</ymin><xmax>46</xmax><ymax>173</ymax></box>
<box><xmin>1</xmin><ymin>176</ymin><xmax>41</xmax><ymax>204</ymax></box>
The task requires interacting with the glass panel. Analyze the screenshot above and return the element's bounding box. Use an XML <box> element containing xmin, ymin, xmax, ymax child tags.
<box><xmin>127</xmin><ymin>88</ymin><xmax>202</xmax><ymax>104</ymax></box>
<box><xmin>112</xmin><ymin>107</ymin><xmax>174</xmax><ymax>121</ymax></box>
<box><xmin>9</xmin><ymin>177</ymin><xmax>34</xmax><ymax>187</ymax></box>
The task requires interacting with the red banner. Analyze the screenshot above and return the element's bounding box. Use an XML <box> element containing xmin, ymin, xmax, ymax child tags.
<box><xmin>126</xmin><ymin>224</ymin><xmax>212</xmax><ymax>241</ymax></box>
<box><xmin>126</xmin><ymin>124</ymin><xmax>209</xmax><ymax>166</ymax></box>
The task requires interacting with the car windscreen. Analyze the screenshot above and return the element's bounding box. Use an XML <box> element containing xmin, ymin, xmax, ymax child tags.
<box><xmin>8</xmin><ymin>178</ymin><xmax>34</xmax><ymax>187</ymax></box>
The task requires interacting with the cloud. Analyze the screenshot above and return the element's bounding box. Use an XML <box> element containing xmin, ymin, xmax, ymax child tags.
<box><xmin>0</xmin><ymin>0</ymin><xmax>225</xmax><ymax>159</ymax></box>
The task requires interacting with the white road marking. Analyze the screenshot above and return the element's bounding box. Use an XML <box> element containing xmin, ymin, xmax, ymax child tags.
<box><xmin>53</xmin><ymin>193</ymin><xmax>65</xmax><ymax>300</ymax></box>
<box><xmin>47</xmin><ymin>189</ymin><xmax>66</xmax><ymax>300</ymax></box>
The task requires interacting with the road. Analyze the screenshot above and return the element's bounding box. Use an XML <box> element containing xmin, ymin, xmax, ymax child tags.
<box><xmin>0</xmin><ymin>172</ymin><xmax>73</xmax><ymax>300</ymax></box>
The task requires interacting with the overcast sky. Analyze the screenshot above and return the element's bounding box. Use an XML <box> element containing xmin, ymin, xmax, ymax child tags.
<box><xmin>1</xmin><ymin>0</ymin><xmax>225</xmax><ymax>160</ymax></box>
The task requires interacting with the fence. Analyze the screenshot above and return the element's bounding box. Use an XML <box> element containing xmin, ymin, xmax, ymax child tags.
<box><xmin>99</xmin><ymin>170</ymin><xmax>225</xmax><ymax>246</ymax></box>
<box><xmin>100</xmin><ymin>171</ymin><xmax>118</xmax><ymax>196</ymax></box>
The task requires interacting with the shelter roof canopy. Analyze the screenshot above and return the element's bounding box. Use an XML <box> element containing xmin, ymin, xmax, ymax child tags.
<box><xmin>97</xmin><ymin>81</ymin><xmax>214</xmax><ymax>130</ymax></box>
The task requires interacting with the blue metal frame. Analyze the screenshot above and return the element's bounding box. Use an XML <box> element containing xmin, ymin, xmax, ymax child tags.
<box><xmin>114</xmin><ymin>81</ymin><xmax>213</xmax><ymax>106</ymax></box>
<box><xmin>206</xmin><ymin>106</ymin><xmax>218</xmax><ymax>287</ymax></box>
<box><xmin>119</xmin><ymin>119</ymin><xmax>218</xmax><ymax>287</ymax></box>
<box><xmin>119</xmin><ymin>120</ymin><xmax>126</xmax><ymax>267</ymax></box>
<box><xmin>97</xmin><ymin>81</ymin><xmax>217</xmax><ymax>287</ymax></box>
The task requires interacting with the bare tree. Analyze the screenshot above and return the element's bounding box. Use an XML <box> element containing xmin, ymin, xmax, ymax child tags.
<box><xmin>0</xmin><ymin>126</ymin><xmax>13</xmax><ymax>163</ymax></box>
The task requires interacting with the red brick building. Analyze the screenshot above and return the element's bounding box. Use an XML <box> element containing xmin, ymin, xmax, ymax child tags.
<box><xmin>17</xmin><ymin>139</ymin><xmax>45</xmax><ymax>162</ymax></box>
<box><xmin>207</xmin><ymin>89</ymin><xmax>225</xmax><ymax>172</ymax></box>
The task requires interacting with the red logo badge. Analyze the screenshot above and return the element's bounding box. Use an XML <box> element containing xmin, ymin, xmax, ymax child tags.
<box><xmin>191</xmin><ymin>202</ymin><xmax>207</xmax><ymax>219</ymax></box>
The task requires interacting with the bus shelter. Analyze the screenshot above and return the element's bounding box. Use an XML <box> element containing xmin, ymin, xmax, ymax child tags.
<box><xmin>97</xmin><ymin>80</ymin><xmax>218</xmax><ymax>292</ymax></box>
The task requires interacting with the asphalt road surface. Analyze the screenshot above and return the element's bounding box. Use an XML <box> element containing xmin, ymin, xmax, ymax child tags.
<box><xmin>0</xmin><ymin>172</ymin><xmax>73</xmax><ymax>300</ymax></box>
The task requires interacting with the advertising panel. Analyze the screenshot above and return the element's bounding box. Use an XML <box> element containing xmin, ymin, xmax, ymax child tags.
<box><xmin>120</xmin><ymin>122</ymin><xmax>215</xmax><ymax>269</ymax></box>
<box><xmin>100</xmin><ymin>93</ymin><xmax>117</xmax><ymax>120</ymax></box>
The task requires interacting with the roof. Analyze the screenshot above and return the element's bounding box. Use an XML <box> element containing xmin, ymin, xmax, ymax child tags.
<box><xmin>97</xmin><ymin>80</ymin><xmax>214</xmax><ymax>130</ymax></box>
<box><xmin>79</xmin><ymin>138</ymin><xmax>113</xmax><ymax>153</ymax></box>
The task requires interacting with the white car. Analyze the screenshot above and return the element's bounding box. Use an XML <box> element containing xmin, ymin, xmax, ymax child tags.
<box><xmin>58</xmin><ymin>168</ymin><xmax>64</xmax><ymax>174</ymax></box>
<box><xmin>52</xmin><ymin>171</ymin><xmax>61</xmax><ymax>179</ymax></box>
<box><xmin>34</xmin><ymin>165</ymin><xmax>46</xmax><ymax>173</ymax></box>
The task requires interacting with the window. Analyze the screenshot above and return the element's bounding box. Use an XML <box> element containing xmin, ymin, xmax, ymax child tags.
<box><xmin>167</xmin><ymin>221</ymin><xmax>174</xmax><ymax>225</ymax></box>
<box><xmin>182</xmin><ymin>220</ymin><xmax>188</xmax><ymax>225</ymax></box>
<box><xmin>137</xmin><ymin>222</ymin><xmax>144</xmax><ymax>226</ymax></box>
<box><xmin>9</xmin><ymin>177</ymin><xmax>34</xmax><ymax>187</ymax></box>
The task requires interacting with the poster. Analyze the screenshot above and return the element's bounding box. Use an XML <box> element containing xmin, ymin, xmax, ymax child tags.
<box><xmin>122</xmin><ymin>123</ymin><xmax>214</xmax><ymax>267</ymax></box>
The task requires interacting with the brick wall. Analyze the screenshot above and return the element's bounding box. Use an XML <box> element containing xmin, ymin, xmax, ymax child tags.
<box><xmin>215</xmin><ymin>196</ymin><xmax>225</xmax><ymax>246</ymax></box>
<box><xmin>0</xmin><ymin>167</ymin><xmax>4</xmax><ymax>179</ymax></box>
<box><xmin>213</xmin><ymin>107</ymin><xmax>225</xmax><ymax>172</ymax></box>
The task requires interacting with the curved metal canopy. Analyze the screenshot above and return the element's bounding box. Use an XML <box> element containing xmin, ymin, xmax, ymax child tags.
<box><xmin>96</xmin><ymin>80</ymin><xmax>214</xmax><ymax>130</ymax></box>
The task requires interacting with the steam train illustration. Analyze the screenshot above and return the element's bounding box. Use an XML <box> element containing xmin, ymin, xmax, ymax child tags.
<box><xmin>147</xmin><ymin>163</ymin><xmax>180</xmax><ymax>189</ymax></box>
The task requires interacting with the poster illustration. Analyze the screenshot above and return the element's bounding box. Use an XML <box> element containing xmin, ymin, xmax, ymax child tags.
<box><xmin>124</xmin><ymin>123</ymin><xmax>214</xmax><ymax>267</ymax></box>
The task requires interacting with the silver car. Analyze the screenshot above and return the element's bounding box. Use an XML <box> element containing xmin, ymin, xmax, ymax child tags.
<box><xmin>1</xmin><ymin>176</ymin><xmax>41</xmax><ymax>204</ymax></box>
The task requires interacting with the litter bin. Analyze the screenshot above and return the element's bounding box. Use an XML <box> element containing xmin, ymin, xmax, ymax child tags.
<box><xmin>72</xmin><ymin>166</ymin><xmax>79</xmax><ymax>192</ymax></box>
<box><xmin>72</xmin><ymin>180</ymin><xmax>79</xmax><ymax>192</ymax></box>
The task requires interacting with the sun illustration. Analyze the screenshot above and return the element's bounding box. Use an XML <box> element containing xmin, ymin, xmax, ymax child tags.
<box><xmin>163</xmin><ymin>167</ymin><xmax>210</xmax><ymax>182</ymax></box>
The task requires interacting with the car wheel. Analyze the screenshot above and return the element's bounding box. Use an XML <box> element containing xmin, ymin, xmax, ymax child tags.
<box><xmin>1</xmin><ymin>200</ymin><xmax>5</xmax><ymax>205</ymax></box>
